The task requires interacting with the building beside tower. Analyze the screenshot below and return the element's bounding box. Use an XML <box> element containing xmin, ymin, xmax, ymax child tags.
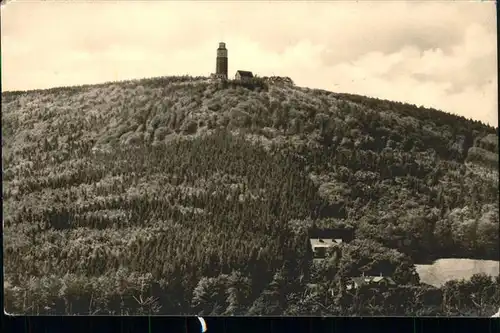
<box><xmin>216</xmin><ymin>42</ymin><xmax>228</xmax><ymax>79</ymax></box>
<box><xmin>211</xmin><ymin>42</ymin><xmax>254</xmax><ymax>82</ymax></box>
<box><xmin>235</xmin><ymin>70</ymin><xmax>254</xmax><ymax>82</ymax></box>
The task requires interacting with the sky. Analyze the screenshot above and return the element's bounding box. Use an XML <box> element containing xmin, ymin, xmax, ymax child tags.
<box><xmin>1</xmin><ymin>1</ymin><xmax>497</xmax><ymax>126</ymax></box>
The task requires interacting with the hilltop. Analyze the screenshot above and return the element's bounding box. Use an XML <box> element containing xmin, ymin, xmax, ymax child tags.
<box><xmin>3</xmin><ymin>75</ymin><xmax>499</xmax><ymax>316</ymax></box>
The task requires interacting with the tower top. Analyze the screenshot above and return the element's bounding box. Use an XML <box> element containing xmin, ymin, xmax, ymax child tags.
<box><xmin>218</xmin><ymin>42</ymin><xmax>226</xmax><ymax>49</ymax></box>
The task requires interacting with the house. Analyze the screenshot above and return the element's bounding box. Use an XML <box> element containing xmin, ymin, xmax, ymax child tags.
<box><xmin>309</xmin><ymin>238</ymin><xmax>342</xmax><ymax>261</ymax></box>
<box><xmin>345</xmin><ymin>273</ymin><xmax>396</xmax><ymax>291</ymax></box>
<box><xmin>235</xmin><ymin>70</ymin><xmax>254</xmax><ymax>82</ymax></box>
<box><xmin>308</xmin><ymin>227</ymin><xmax>354</xmax><ymax>262</ymax></box>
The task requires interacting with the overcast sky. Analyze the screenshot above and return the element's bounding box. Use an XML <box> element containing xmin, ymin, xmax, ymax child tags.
<box><xmin>1</xmin><ymin>1</ymin><xmax>497</xmax><ymax>126</ymax></box>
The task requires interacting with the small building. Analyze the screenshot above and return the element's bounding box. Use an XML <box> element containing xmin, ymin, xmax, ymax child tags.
<box><xmin>235</xmin><ymin>70</ymin><xmax>254</xmax><ymax>82</ymax></box>
<box><xmin>309</xmin><ymin>238</ymin><xmax>342</xmax><ymax>260</ymax></box>
<box><xmin>345</xmin><ymin>274</ymin><xmax>396</xmax><ymax>291</ymax></box>
<box><xmin>308</xmin><ymin>227</ymin><xmax>354</xmax><ymax>263</ymax></box>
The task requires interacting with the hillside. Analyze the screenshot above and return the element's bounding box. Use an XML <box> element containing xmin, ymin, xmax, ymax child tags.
<box><xmin>2</xmin><ymin>75</ymin><xmax>499</xmax><ymax>316</ymax></box>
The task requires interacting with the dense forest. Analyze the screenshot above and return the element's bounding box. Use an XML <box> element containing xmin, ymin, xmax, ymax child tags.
<box><xmin>3</xmin><ymin>75</ymin><xmax>499</xmax><ymax>316</ymax></box>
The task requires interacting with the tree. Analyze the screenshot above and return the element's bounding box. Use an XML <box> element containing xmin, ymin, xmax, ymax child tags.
<box><xmin>191</xmin><ymin>275</ymin><xmax>229</xmax><ymax>315</ymax></box>
<box><xmin>467</xmin><ymin>273</ymin><xmax>498</xmax><ymax>316</ymax></box>
<box><xmin>224</xmin><ymin>271</ymin><xmax>252</xmax><ymax>315</ymax></box>
<box><xmin>338</xmin><ymin>239</ymin><xmax>420</xmax><ymax>285</ymax></box>
<box><xmin>247</xmin><ymin>271</ymin><xmax>286</xmax><ymax>315</ymax></box>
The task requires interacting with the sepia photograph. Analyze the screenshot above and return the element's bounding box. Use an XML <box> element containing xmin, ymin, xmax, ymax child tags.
<box><xmin>2</xmin><ymin>0</ymin><xmax>499</xmax><ymax>316</ymax></box>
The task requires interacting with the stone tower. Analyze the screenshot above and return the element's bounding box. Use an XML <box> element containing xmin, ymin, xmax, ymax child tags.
<box><xmin>216</xmin><ymin>42</ymin><xmax>228</xmax><ymax>79</ymax></box>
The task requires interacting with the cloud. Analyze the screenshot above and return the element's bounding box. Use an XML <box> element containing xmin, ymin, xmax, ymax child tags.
<box><xmin>1</xmin><ymin>1</ymin><xmax>497</xmax><ymax>126</ymax></box>
<box><xmin>319</xmin><ymin>22</ymin><xmax>497</xmax><ymax>125</ymax></box>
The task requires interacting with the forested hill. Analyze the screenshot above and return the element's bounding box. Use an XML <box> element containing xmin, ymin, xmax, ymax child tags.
<box><xmin>3</xmin><ymin>75</ymin><xmax>499</xmax><ymax>316</ymax></box>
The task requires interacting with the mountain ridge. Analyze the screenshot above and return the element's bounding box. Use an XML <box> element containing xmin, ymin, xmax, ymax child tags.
<box><xmin>3</xmin><ymin>75</ymin><xmax>499</xmax><ymax>316</ymax></box>
<box><xmin>2</xmin><ymin>75</ymin><xmax>495</xmax><ymax>127</ymax></box>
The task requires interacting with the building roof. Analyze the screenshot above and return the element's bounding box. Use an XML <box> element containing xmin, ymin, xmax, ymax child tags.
<box><xmin>309</xmin><ymin>238</ymin><xmax>341</xmax><ymax>248</ymax></box>
<box><xmin>236</xmin><ymin>70</ymin><xmax>254</xmax><ymax>78</ymax></box>
<box><xmin>349</xmin><ymin>276</ymin><xmax>396</xmax><ymax>287</ymax></box>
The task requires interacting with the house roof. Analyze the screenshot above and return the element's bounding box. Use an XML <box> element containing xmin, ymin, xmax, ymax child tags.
<box><xmin>236</xmin><ymin>70</ymin><xmax>254</xmax><ymax>77</ymax></box>
<box><xmin>350</xmin><ymin>276</ymin><xmax>396</xmax><ymax>286</ymax></box>
<box><xmin>309</xmin><ymin>238</ymin><xmax>341</xmax><ymax>248</ymax></box>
